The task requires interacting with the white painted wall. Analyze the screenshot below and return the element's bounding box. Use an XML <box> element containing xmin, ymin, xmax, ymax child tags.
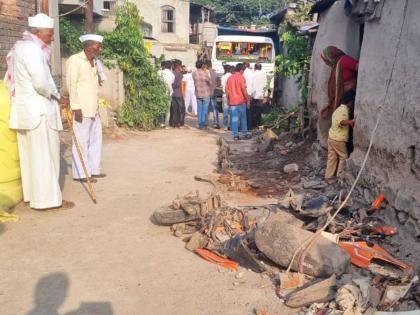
<box><xmin>134</xmin><ymin>0</ymin><xmax>190</xmax><ymax>45</ymax></box>
<box><xmin>280</xmin><ymin>76</ymin><xmax>301</xmax><ymax>109</ymax></box>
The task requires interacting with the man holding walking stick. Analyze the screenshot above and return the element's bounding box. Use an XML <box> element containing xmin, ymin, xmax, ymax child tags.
<box><xmin>66</xmin><ymin>34</ymin><xmax>106</xmax><ymax>183</ymax></box>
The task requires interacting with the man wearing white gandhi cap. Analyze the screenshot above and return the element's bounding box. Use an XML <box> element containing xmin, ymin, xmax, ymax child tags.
<box><xmin>5</xmin><ymin>13</ymin><xmax>74</xmax><ymax>210</ymax></box>
<box><xmin>66</xmin><ymin>34</ymin><xmax>106</xmax><ymax>182</ymax></box>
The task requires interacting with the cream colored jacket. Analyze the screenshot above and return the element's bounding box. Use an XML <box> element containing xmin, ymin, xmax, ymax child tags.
<box><xmin>66</xmin><ymin>51</ymin><xmax>100</xmax><ymax>118</ymax></box>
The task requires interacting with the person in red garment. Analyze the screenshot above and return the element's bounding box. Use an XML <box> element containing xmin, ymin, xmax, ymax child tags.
<box><xmin>320</xmin><ymin>46</ymin><xmax>359</xmax><ymax>118</ymax></box>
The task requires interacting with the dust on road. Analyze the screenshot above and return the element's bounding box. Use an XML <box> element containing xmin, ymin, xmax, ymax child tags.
<box><xmin>0</xmin><ymin>126</ymin><xmax>292</xmax><ymax>315</ymax></box>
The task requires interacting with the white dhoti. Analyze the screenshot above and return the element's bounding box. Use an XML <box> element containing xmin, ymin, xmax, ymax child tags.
<box><xmin>184</xmin><ymin>89</ymin><xmax>198</xmax><ymax>115</ymax></box>
<box><xmin>16</xmin><ymin>116</ymin><xmax>62</xmax><ymax>209</ymax></box>
<box><xmin>72</xmin><ymin>114</ymin><xmax>102</xmax><ymax>179</ymax></box>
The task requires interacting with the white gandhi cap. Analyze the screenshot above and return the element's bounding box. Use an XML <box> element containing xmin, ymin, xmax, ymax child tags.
<box><xmin>28</xmin><ymin>13</ymin><xmax>54</xmax><ymax>29</ymax></box>
<box><xmin>79</xmin><ymin>34</ymin><xmax>104</xmax><ymax>43</ymax></box>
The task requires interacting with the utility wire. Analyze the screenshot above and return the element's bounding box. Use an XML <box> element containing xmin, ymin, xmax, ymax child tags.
<box><xmin>286</xmin><ymin>0</ymin><xmax>409</xmax><ymax>274</ymax></box>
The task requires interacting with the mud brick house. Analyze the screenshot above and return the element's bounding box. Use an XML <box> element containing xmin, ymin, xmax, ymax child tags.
<box><xmin>309</xmin><ymin>0</ymin><xmax>420</xmax><ymax>260</ymax></box>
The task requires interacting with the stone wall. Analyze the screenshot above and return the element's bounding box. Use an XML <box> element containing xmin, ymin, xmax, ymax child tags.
<box><xmin>347</xmin><ymin>0</ymin><xmax>420</xmax><ymax>240</ymax></box>
<box><xmin>0</xmin><ymin>0</ymin><xmax>36</xmax><ymax>78</ymax></box>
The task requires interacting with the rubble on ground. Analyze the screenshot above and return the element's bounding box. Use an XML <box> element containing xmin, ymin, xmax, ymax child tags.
<box><xmin>152</xmin><ymin>131</ymin><xmax>419</xmax><ymax>314</ymax></box>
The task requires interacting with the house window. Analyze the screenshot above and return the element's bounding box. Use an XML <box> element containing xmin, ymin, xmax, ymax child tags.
<box><xmin>141</xmin><ymin>22</ymin><xmax>153</xmax><ymax>38</ymax></box>
<box><xmin>103</xmin><ymin>1</ymin><xmax>111</xmax><ymax>10</ymax></box>
<box><xmin>103</xmin><ymin>0</ymin><xmax>115</xmax><ymax>11</ymax></box>
<box><xmin>161</xmin><ymin>6</ymin><xmax>175</xmax><ymax>33</ymax></box>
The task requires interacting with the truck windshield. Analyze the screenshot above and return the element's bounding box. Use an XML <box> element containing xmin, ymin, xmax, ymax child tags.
<box><xmin>215</xmin><ymin>41</ymin><xmax>273</xmax><ymax>63</ymax></box>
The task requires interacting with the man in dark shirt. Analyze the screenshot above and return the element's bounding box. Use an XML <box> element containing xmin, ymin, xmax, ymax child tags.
<box><xmin>170</xmin><ymin>59</ymin><xmax>186</xmax><ymax>127</ymax></box>
<box><xmin>192</xmin><ymin>60</ymin><xmax>212</xmax><ymax>129</ymax></box>
<box><xmin>205</xmin><ymin>60</ymin><xmax>219</xmax><ymax>129</ymax></box>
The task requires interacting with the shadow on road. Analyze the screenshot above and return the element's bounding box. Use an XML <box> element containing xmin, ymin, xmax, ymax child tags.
<box><xmin>26</xmin><ymin>272</ymin><xmax>114</xmax><ymax>315</ymax></box>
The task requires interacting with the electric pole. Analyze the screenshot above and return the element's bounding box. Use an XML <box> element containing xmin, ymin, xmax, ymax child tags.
<box><xmin>85</xmin><ymin>0</ymin><xmax>93</xmax><ymax>33</ymax></box>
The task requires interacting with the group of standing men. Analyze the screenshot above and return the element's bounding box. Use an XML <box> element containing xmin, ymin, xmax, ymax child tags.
<box><xmin>5</xmin><ymin>13</ymin><xmax>105</xmax><ymax>210</ymax></box>
<box><xmin>222</xmin><ymin>61</ymin><xmax>269</xmax><ymax>140</ymax></box>
<box><xmin>159</xmin><ymin>58</ymin><xmax>271</xmax><ymax>140</ymax></box>
<box><xmin>158</xmin><ymin>59</ymin><xmax>219</xmax><ymax>129</ymax></box>
<box><xmin>193</xmin><ymin>60</ymin><xmax>270</xmax><ymax>140</ymax></box>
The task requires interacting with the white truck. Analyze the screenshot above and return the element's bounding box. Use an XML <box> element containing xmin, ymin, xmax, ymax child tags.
<box><xmin>211</xmin><ymin>35</ymin><xmax>276</xmax><ymax>76</ymax></box>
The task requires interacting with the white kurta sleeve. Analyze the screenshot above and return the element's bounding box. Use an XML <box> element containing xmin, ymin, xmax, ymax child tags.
<box><xmin>23</xmin><ymin>48</ymin><xmax>54</xmax><ymax>100</ymax></box>
<box><xmin>66</xmin><ymin>55</ymin><xmax>81</xmax><ymax>110</ymax></box>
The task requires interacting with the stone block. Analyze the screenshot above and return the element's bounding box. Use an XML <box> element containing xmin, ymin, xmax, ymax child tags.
<box><xmin>284</xmin><ymin>163</ymin><xmax>299</xmax><ymax>174</ymax></box>
<box><xmin>404</xmin><ymin>218</ymin><xmax>420</xmax><ymax>238</ymax></box>
<box><xmin>394</xmin><ymin>192</ymin><xmax>413</xmax><ymax>213</ymax></box>
<box><xmin>255</xmin><ymin>221</ymin><xmax>350</xmax><ymax>277</ymax></box>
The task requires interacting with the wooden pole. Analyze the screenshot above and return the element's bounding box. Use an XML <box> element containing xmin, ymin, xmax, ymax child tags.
<box><xmin>64</xmin><ymin>109</ymin><xmax>97</xmax><ymax>203</ymax></box>
<box><xmin>85</xmin><ymin>0</ymin><xmax>93</xmax><ymax>33</ymax></box>
<box><xmin>40</xmin><ymin>0</ymin><xmax>49</xmax><ymax>14</ymax></box>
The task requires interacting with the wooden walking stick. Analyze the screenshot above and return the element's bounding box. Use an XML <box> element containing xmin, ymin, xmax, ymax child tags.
<box><xmin>64</xmin><ymin>108</ymin><xmax>97</xmax><ymax>203</ymax></box>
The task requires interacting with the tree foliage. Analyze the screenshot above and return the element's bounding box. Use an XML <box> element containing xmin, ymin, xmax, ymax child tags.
<box><xmin>59</xmin><ymin>17</ymin><xmax>83</xmax><ymax>56</ymax></box>
<box><xmin>193</xmin><ymin>0</ymin><xmax>283</xmax><ymax>25</ymax></box>
<box><xmin>59</xmin><ymin>3</ymin><xmax>168</xmax><ymax>130</ymax></box>
<box><xmin>275</xmin><ymin>1</ymin><xmax>313</xmax><ymax>105</ymax></box>
<box><xmin>276</xmin><ymin>31</ymin><xmax>311</xmax><ymax>104</ymax></box>
<box><xmin>101</xmin><ymin>2</ymin><xmax>168</xmax><ymax>129</ymax></box>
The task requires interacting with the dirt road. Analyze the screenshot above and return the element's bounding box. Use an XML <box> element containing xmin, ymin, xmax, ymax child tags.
<box><xmin>0</xmin><ymin>125</ymin><xmax>292</xmax><ymax>315</ymax></box>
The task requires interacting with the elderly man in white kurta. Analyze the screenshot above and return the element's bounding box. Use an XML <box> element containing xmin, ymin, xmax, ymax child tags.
<box><xmin>5</xmin><ymin>13</ymin><xmax>74</xmax><ymax>210</ymax></box>
<box><xmin>66</xmin><ymin>34</ymin><xmax>105</xmax><ymax>181</ymax></box>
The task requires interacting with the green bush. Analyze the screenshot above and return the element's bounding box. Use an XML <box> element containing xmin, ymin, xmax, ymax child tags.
<box><xmin>59</xmin><ymin>3</ymin><xmax>168</xmax><ymax>130</ymax></box>
<box><xmin>275</xmin><ymin>31</ymin><xmax>311</xmax><ymax>104</ymax></box>
<box><xmin>59</xmin><ymin>17</ymin><xmax>83</xmax><ymax>56</ymax></box>
<box><xmin>101</xmin><ymin>3</ymin><xmax>168</xmax><ymax>129</ymax></box>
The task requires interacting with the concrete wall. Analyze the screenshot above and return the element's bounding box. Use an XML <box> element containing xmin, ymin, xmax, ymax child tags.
<box><xmin>134</xmin><ymin>0</ymin><xmax>190</xmax><ymax>45</ymax></box>
<box><xmin>199</xmin><ymin>21</ymin><xmax>217</xmax><ymax>45</ymax></box>
<box><xmin>308</xmin><ymin>0</ymin><xmax>360</xmax><ymax>147</ymax></box>
<box><xmin>148</xmin><ymin>41</ymin><xmax>200</xmax><ymax>68</ymax></box>
<box><xmin>347</xmin><ymin>0</ymin><xmax>420</xmax><ymax>237</ymax></box>
<box><xmin>0</xmin><ymin>0</ymin><xmax>36</xmax><ymax>77</ymax></box>
<box><xmin>280</xmin><ymin>76</ymin><xmax>301</xmax><ymax>109</ymax></box>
